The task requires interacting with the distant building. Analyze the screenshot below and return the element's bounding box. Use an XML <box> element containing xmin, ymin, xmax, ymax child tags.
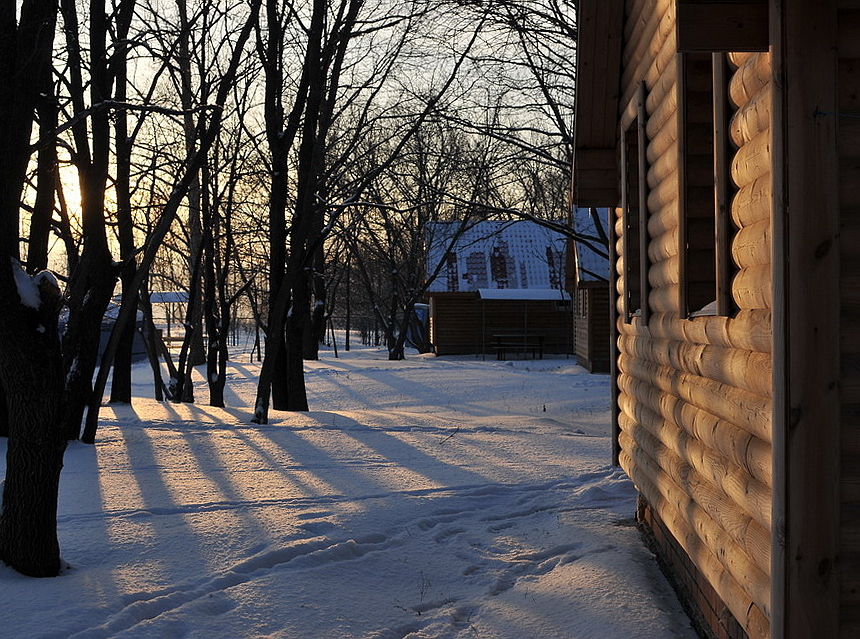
<box><xmin>425</xmin><ymin>220</ymin><xmax>573</xmax><ymax>357</ymax></box>
<box><xmin>426</xmin><ymin>220</ymin><xmax>567</xmax><ymax>293</ymax></box>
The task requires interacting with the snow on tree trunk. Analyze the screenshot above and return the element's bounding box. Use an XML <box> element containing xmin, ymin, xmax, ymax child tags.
<box><xmin>0</xmin><ymin>264</ymin><xmax>66</xmax><ymax>577</ymax></box>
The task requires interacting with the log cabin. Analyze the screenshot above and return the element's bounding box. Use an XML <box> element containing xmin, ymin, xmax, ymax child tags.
<box><xmin>572</xmin><ymin>1</ymin><xmax>855</xmax><ymax>637</ymax></box>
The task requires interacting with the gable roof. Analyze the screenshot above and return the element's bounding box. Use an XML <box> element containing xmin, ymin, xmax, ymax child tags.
<box><xmin>426</xmin><ymin>220</ymin><xmax>568</xmax><ymax>293</ymax></box>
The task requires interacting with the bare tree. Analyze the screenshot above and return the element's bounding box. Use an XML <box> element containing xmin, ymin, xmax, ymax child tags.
<box><xmin>84</xmin><ymin>0</ymin><xmax>264</xmax><ymax>441</ymax></box>
<box><xmin>202</xmin><ymin>74</ymin><xmax>261</xmax><ymax>407</ymax></box>
<box><xmin>439</xmin><ymin>1</ymin><xmax>605</xmax><ymax>251</ymax></box>
<box><xmin>341</xmin><ymin>121</ymin><xmax>492</xmax><ymax>359</ymax></box>
<box><xmin>109</xmin><ymin>0</ymin><xmax>143</xmax><ymax>403</ymax></box>
<box><xmin>55</xmin><ymin>0</ymin><xmax>118</xmax><ymax>438</ymax></box>
<box><xmin>0</xmin><ymin>0</ymin><xmax>67</xmax><ymax>577</ymax></box>
<box><xmin>251</xmin><ymin>1</ymin><xmax>490</xmax><ymax>422</ymax></box>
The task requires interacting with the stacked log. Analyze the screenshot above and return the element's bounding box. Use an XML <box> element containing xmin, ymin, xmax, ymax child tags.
<box><xmin>611</xmin><ymin>2</ymin><xmax>774</xmax><ymax>636</ymax></box>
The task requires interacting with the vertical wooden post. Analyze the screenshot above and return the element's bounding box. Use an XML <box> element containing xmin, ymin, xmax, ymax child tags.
<box><xmin>771</xmin><ymin>0</ymin><xmax>840</xmax><ymax>637</ymax></box>
<box><xmin>712</xmin><ymin>52</ymin><xmax>733</xmax><ymax>317</ymax></box>
<box><xmin>677</xmin><ymin>53</ymin><xmax>689</xmax><ymax>317</ymax></box>
<box><xmin>637</xmin><ymin>81</ymin><xmax>651</xmax><ymax>324</ymax></box>
<box><xmin>621</xmin><ymin>122</ymin><xmax>635</xmax><ymax>323</ymax></box>
<box><xmin>609</xmin><ymin>201</ymin><xmax>621</xmax><ymax>465</ymax></box>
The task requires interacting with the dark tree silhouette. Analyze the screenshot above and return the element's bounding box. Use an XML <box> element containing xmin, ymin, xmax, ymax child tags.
<box><xmin>0</xmin><ymin>0</ymin><xmax>67</xmax><ymax>578</ymax></box>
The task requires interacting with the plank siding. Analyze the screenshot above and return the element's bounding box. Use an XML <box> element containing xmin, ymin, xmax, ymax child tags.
<box><xmin>428</xmin><ymin>292</ymin><xmax>574</xmax><ymax>357</ymax></box>
<box><xmin>840</xmin><ymin>7</ymin><xmax>860</xmax><ymax>636</ymax></box>
<box><xmin>771</xmin><ymin>2</ymin><xmax>841</xmax><ymax>635</ymax></box>
<box><xmin>428</xmin><ymin>293</ymin><xmax>480</xmax><ymax>355</ymax></box>
<box><xmin>574</xmin><ymin>284</ymin><xmax>611</xmax><ymax>373</ymax></box>
<box><xmin>613</xmin><ymin>1</ymin><xmax>773</xmax><ymax>637</ymax></box>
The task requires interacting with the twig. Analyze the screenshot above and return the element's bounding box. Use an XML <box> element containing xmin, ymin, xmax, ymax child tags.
<box><xmin>439</xmin><ymin>426</ymin><xmax>460</xmax><ymax>444</ymax></box>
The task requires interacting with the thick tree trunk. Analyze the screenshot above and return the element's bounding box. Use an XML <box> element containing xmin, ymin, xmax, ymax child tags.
<box><xmin>0</xmin><ymin>385</ymin><xmax>8</xmax><ymax>437</ymax></box>
<box><xmin>0</xmin><ymin>0</ymin><xmax>64</xmax><ymax>576</ymax></box>
<box><xmin>0</xmin><ymin>268</ymin><xmax>66</xmax><ymax>578</ymax></box>
<box><xmin>270</xmin><ymin>336</ymin><xmax>290</xmax><ymax>410</ymax></box>
<box><xmin>0</xmin><ymin>430</ymin><xmax>66</xmax><ymax>577</ymax></box>
<box><xmin>285</xmin><ymin>317</ymin><xmax>309</xmax><ymax>410</ymax></box>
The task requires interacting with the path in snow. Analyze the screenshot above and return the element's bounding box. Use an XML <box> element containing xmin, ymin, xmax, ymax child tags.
<box><xmin>1</xmin><ymin>350</ymin><xmax>696</xmax><ymax>638</ymax></box>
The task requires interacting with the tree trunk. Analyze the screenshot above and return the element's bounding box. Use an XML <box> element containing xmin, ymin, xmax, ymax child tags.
<box><xmin>259</xmin><ymin>0</ymin><xmax>291</xmax><ymax>409</ymax></box>
<box><xmin>110</xmin><ymin>3</ymin><xmax>138</xmax><ymax>404</ymax></box>
<box><xmin>203</xmin><ymin>178</ymin><xmax>229</xmax><ymax>408</ymax></box>
<box><xmin>344</xmin><ymin>259</ymin><xmax>351</xmax><ymax>351</ymax></box>
<box><xmin>58</xmin><ymin>0</ymin><xmax>121</xmax><ymax>438</ymax></box>
<box><xmin>303</xmin><ymin>233</ymin><xmax>326</xmax><ymax>361</ymax></box>
<box><xmin>177</xmin><ymin>0</ymin><xmax>206</xmax><ymax>368</ymax></box>
<box><xmin>109</xmin><ymin>296</ymin><xmax>138</xmax><ymax>404</ymax></box>
<box><xmin>0</xmin><ymin>426</ymin><xmax>66</xmax><ymax>578</ymax></box>
<box><xmin>27</xmin><ymin>71</ymin><xmax>57</xmax><ymax>273</ymax></box>
<box><xmin>206</xmin><ymin>298</ymin><xmax>230</xmax><ymax>408</ymax></box>
<box><xmin>0</xmin><ymin>385</ymin><xmax>8</xmax><ymax>437</ymax></box>
<box><xmin>0</xmin><ymin>267</ymin><xmax>66</xmax><ymax>578</ymax></box>
<box><xmin>80</xmin><ymin>0</ymin><xmax>263</xmax><ymax>442</ymax></box>
<box><xmin>138</xmin><ymin>287</ymin><xmax>165</xmax><ymax>401</ymax></box>
<box><xmin>61</xmin><ymin>247</ymin><xmax>119</xmax><ymax>439</ymax></box>
<box><xmin>172</xmin><ymin>245</ymin><xmax>205</xmax><ymax>404</ymax></box>
<box><xmin>285</xmin><ymin>316</ymin><xmax>309</xmax><ymax>410</ymax></box>
<box><xmin>0</xmin><ymin>0</ymin><xmax>64</xmax><ymax>577</ymax></box>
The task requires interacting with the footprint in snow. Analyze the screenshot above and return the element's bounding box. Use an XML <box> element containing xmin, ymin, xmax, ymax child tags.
<box><xmin>300</xmin><ymin>520</ymin><xmax>337</xmax><ymax>535</ymax></box>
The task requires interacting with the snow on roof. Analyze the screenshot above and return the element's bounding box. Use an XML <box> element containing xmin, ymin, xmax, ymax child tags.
<box><xmin>149</xmin><ymin>291</ymin><xmax>188</xmax><ymax>304</ymax></box>
<box><xmin>478</xmin><ymin>288</ymin><xmax>571</xmax><ymax>301</ymax></box>
<box><xmin>426</xmin><ymin>220</ymin><xmax>568</xmax><ymax>293</ymax></box>
<box><xmin>572</xmin><ymin>208</ymin><xmax>610</xmax><ymax>283</ymax></box>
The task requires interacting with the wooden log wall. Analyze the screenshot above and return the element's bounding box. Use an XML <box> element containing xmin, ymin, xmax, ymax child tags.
<box><xmin>839</xmin><ymin>4</ymin><xmax>860</xmax><ymax>634</ymax></box>
<box><xmin>614</xmin><ymin>2</ymin><xmax>773</xmax><ymax>637</ymax></box>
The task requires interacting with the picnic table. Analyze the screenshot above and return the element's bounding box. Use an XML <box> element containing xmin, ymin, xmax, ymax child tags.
<box><xmin>492</xmin><ymin>333</ymin><xmax>545</xmax><ymax>360</ymax></box>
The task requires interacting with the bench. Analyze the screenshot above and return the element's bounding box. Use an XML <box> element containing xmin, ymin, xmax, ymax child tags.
<box><xmin>492</xmin><ymin>334</ymin><xmax>545</xmax><ymax>360</ymax></box>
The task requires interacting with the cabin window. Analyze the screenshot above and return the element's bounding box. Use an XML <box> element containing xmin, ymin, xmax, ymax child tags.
<box><xmin>576</xmin><ymin>288</ymin><xmax>588</xmax><ymax>318</ymax></box>
<box><xmin>679</xmin><ymin>52</ymin><xmax>736</xmax><ymax>317</ymax></box>
<box><xmin>621</xmin><ymin>82</ymin><xmax>650</xmax><ymax>323</ymax></box>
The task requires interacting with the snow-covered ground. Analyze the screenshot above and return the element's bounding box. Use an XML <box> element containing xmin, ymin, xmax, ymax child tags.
<box><xmin>1</xmin><ymin>345</ymin><xmax>696</xmax><ymax>638</ymax></box>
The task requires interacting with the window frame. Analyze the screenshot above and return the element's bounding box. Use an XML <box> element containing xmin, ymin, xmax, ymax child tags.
<box><xmin>620</xmin><ymin>81</ymin><xmax>650</xmax><ymax>324</ymax></box>
<box><xmin>678</xmin><ymin>52</ymin><xmax>736</xmax><ymax>318</ymax></box>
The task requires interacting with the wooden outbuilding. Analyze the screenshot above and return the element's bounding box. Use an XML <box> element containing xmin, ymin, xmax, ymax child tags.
<box><xmin>426</xmin><ymin>220</ymin><xmax>574</xmax><ymax>357</ymax></box>
<box><xmin>427</xmin><ymin>289</ymin><xmax>573</xmax><ymax>357</ymax></box>
<box><xmin>572</xmin><ymin>1</ymin><xmax>855</xmax><ymax>637</ymax></box>
<box><xmin>570</xmin><ymin>207</ymin><xmax>611</xmax><ymax>373</ymax></box>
